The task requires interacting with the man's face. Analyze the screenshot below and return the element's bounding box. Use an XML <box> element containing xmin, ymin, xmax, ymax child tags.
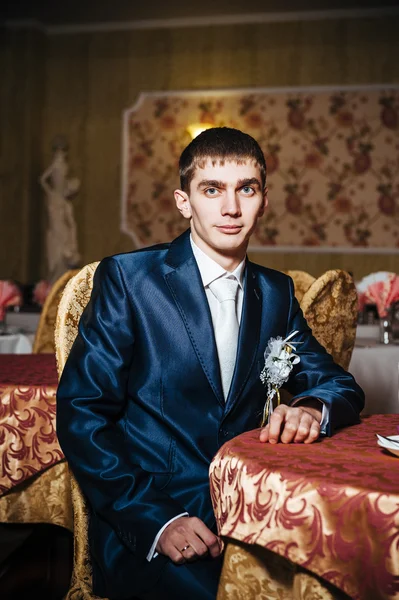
<box><xmin>174</xmin><ymin>159</ymin><xmax>268</xmax><ymax>267</ymax></box>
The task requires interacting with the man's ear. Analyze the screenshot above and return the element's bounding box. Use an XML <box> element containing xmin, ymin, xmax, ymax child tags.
<box><xmin>258</xmin><ymin>187</ymin><xmax>268</xmax><ymax>217</ymax></box>
<box><xmin>174</xmin><ymin>189</ymin><xmax>192</xmax><ymax>219</ymax></box>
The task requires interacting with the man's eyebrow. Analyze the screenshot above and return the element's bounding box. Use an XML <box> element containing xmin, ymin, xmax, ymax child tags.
<box><xmin>237</xmin><ymin>178</ymin><xmax>262</xmax><ymax>188</ymax></box>
<box><xmin>197</xmin><ymin>180</ymin><xmax>225</xmax><ymax>189</ymax></box>
<box><xmin>197</xmin><ymin>177</ymin><xmax>262</xmax><ymax>190</ymax></box>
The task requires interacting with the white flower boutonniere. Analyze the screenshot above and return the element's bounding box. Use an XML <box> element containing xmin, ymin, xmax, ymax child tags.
<box><xmin>260</xmin><ymin>330</ymin><xmax>301</xmax><ymax>427</ymax></box>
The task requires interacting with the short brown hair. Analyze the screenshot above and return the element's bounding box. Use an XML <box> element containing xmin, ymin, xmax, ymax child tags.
<box><xmin>179</xmin><ymin>127</ymin><xmax>267</xmax><ymax>193</ymax></box>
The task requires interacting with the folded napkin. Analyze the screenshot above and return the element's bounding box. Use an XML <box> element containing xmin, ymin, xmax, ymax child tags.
<box><xmin>0</xmin><ymin>280</ymin><xmax>22</xmax><ymax>322</ymax></box>
<box><xmin>356</xmin><ymin>271</ymin><xmax>399</xmax><ymax>317</ymax></box>
<box><xmin>33</xmin><ymin>280</ymin><xmax>52</xmax><ymax>306</ymax></box>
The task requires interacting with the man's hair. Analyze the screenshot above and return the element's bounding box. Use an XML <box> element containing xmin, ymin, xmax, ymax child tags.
<box><xmin>179</xmin><ymin>127</ymin><xmax>267</xmax><ymax>193</ymax></box>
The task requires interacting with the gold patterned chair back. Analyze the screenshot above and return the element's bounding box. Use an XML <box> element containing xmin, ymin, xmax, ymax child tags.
<box><xmin>54</xmin><ymin>261</ymin><xmax>104</xmax><ymax>600</ymax></box>
<box><xmin>32</xmin><ymin>269</ymin><xmax>79</xmax><ymax>353</ymax></box>
<box><xmin>285</xmin><ymin>270</ymin><xmax>316</xmax><ymax>304</ymax></box>
<box><xmin>218</xmin><ymin>539</ymin><xmax>351</xmax><ymax>600</ymax></box>
<box><xmin>300</xmin><ymin>270</ymin><xmax>357</xmax><ymax>371</ymax></box>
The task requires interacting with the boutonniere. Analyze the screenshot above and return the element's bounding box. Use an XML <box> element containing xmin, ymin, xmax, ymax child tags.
<box><xmin>260</xmin><ymin>330</ymin><xmax>301</xmax><ymax>427</ymax></box>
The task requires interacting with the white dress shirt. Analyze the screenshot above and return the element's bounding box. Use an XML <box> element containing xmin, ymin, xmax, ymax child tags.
<box><xmin>147</xmin><ymin>236</ymin><xmax>327</xmax><ymax>560</ymax></box>
<box><xmin>191</xmin><ymin>237</ymin><xmax>246</xmax><ymax>325</ymax></box>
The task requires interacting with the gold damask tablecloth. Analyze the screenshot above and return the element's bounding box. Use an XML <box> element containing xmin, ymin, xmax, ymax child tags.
<box><xmin>210</xmin><ymin>414</ymin><xmax>399</xmax><ymax>600</ymax></box>
<box><xmin>0</xmin><ymin>354</ymin><xmax>72</xmax><ymax>530</ymax></box>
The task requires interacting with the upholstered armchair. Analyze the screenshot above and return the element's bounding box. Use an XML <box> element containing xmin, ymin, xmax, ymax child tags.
<box><xmin>286</xmin><ymin>268</ymin><xmax>357</xmax><ymax>370</ymax></box>
<box><xmin>218</xmin><ymin>540</ymin><xmax>350</xmax><ymax>600</ymax></box>
<box><xmin>54</xmin><ymin>263</ymin><xmax>357</xmax><ymax>600</ymax></box>
<box><xmin>300</xmin><ymin>269</ymin><xmax>357</xmax><ymax>371</ymax></box>
<box><xmin>285</xmin><ymin>269</ymin><xmax>315</xmax><ymax>304</ymax></box>
<box><xmin>32</xmin><ymin>269</ymin><xmax>79</xmax><ymax>354</ymax></box>
<box><xmin>54</xmin><ymin>261</ymin><xmax>102</xmax><ymax>600</ymax></box>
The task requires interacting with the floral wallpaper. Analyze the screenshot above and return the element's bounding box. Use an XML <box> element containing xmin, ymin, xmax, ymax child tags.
<box><xmin>122</xmin><ymin>87</ymin><xmax>399</xmax><ymax>250</ymax></box>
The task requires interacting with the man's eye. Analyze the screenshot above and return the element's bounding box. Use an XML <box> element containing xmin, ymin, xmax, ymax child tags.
<box><xmin>205</xmin><ymin>188</ymin><xmax>218</xmax><ymax>196</ymax></box>
<box><xmin>241</xmin><ymin>186</ymin><xmax>255</xmax><ymax>195</ymax></box>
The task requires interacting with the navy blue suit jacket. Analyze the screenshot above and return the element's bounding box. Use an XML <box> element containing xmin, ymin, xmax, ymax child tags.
<box><xmin>56</xmin><ymin>229</ymin><xmax>364</xmax><ymax>599</ymax></box>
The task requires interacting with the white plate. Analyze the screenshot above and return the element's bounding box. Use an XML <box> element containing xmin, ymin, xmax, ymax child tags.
<box><xmin>376</xmin><ymin>434</ymin><xmax>399</xmax><ymax>457</ymax></box>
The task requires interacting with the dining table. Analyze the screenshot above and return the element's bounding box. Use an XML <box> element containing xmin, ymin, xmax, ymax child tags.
<box><xmin>6</xmin><ymin>310</ymin><xmax>41</xmax><ymax>334</ymax></box>
<box><xmin>210</xmin><ymin>413</ymin><xmax>399</xmax><ymax>600</ymax></box>
<box><xmin>0</xmin><ymin>332</ymin><xmax>33</xmax><ymax>354</ymax></box>
<box><xmin>349</xmin><ymin>325</ymin><xmax>399</xmax><ymax>415</ymax></box>
<box><xmin>0</xmin><ymin>310</ymin><xmax>40</xmax><ymax>354</ymax></box>
<box><xmin>0</xmin><ymin>354</ymin><xmax>72</xmax><ymax>531</ymax></box>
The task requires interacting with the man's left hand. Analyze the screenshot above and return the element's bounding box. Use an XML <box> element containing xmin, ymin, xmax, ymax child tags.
<box><xmin>259</xmin><ymin>404</ymin><xmax>321</xmax><ymax>444</ymax></box>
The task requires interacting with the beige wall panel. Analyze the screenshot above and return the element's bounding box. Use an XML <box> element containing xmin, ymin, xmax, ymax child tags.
<box><xmin>2</xmin><ymin>15</ymin><xmax>399</xmax><ymax>281</ymax></box>
<box><xmin>0</xmin><ymin>32</ymin><xmax>25</xmax><ymax>279</ymax></box>
<box><xmin>80</xmin><ymin>32</ymin><xmax>131</xmax><ymax>262</ymax></box>
<box><xmin>344</xmin><ymin>18</ymin><xmax>399</xmax><ymax>84</ymax></box>
<box><xmin>42</xmin><ymin>34</ymin><xmax>90</xmax><ymax>273</ymax></box>
<box><xmin>0</xmin><ymin>30</ymin><xmax>45</xmax><ymax>282</ymax></box>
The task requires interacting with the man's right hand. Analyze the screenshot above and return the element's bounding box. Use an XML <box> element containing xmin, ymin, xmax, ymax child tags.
<box><xmin>156</xmin><ymin>516</ymin><xmax>222</xmax><ymax>564</ymax></box>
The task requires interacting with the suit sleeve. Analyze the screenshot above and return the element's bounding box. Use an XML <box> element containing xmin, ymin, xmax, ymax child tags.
<box><xmin>56</xmin><ymin>257</ymin><xmax>186</xmax><ymax>558</ymax></box>
<box><xmin>283</xmin><ymin>277</ymin><xmax>365</xmax><ymax>435</ymax></box>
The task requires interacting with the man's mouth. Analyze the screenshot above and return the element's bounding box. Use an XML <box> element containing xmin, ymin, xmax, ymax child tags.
<box><xmin>216</xmin><ymin>225</ymin><xmax>243</xmax><ymax>233</ymax></box>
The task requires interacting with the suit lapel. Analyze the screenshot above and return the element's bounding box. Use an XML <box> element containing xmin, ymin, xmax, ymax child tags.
<box><xmin>164</xmin><ymin>231</ymin><xmax>224</xmax><ymax>406</ymax></box>
<box><xmin>225</xmin><ymin>261</ymin><xmax>262</xmax><ymax>411</ymax></box>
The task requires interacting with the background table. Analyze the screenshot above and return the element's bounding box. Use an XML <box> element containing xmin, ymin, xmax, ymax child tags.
<box><xmin>6</xmin><ymin>311</ymin><xmax>40</xmax><ymax>334</ymax></box>
<box><xmin>349</xmin><ymin>342</ymin><xmax>399</xmax><ymax>414</ymax></box>
<box><xmin>0</xmin><ymin>310</ymin><xmax>40</xmax><ymax>354</ymax></box>
<box><xmin>210</xmin><ymin>414</ymin><xmax>399</xmax><ymax>600</ymax></box>
<box><xmin>0</xmin><ymin>333</ymin><xmax>33</xmax><ymax>354</ymax></box>
<box><xmin>0</xmin><ymin>354</ymin><xmax>72</xmax><ymax>531</ymax></box>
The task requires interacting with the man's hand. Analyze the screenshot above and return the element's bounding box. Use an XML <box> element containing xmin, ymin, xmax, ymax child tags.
<box><xmin>156</xmin><ymin>516</ymin><xmax>222</xmax><ymax>564</ymax></box>
<box><xmin>259</xmin><ymin>403</ymin><xmax>321</xmax><ymax>444</ymax></box>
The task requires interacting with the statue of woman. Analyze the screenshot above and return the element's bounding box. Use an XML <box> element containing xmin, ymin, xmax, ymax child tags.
<box><xmin>39</xmin><ymin>139</ymin><xmax>81</xmax><ymax>283</ymax></box>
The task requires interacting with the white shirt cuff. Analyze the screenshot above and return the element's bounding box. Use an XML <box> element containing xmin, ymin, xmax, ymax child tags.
<box><xmin>319</xmin><ymin>403</ymin><xmax>329</xmax><ymax>435</ymax></box>
<box><xmin>146</xmin><ymin>512</ymin><xmax>189</xmax><ymax>561</ymax></box>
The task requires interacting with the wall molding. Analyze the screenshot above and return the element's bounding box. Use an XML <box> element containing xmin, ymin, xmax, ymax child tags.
<box><xmin>4</xmin><ymin>19</ymin><xmax>47</xmax><ymax>32</ymax></box>
<box><xmin>247</xmin><ymin>245</ymin><xmax>399</xmax><ymax>255</ymax></box>
<box><xmin>5</xmin><ymin>6</ymin><xmax>399</xmax><ymax>36</ymax></box>
<box><xmin>126</xmin><ymin>83</ymin><xmax>399</xmax><ymax>112</ymax></box>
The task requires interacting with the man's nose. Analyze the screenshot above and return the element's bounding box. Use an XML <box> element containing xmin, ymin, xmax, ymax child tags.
<box><xmin>221</xmin><ymin>191</ymin><xmax>241</xmax><ymax>216</ymax></box>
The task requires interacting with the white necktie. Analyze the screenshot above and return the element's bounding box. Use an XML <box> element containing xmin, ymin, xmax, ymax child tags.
<box><xmin>209</xmin><ymin>277</ymin><xmax>240</xmax><ymax>399</ymax></box>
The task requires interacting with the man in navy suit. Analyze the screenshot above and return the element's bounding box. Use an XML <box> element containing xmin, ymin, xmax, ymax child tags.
<box><xmin>57</xmin><ymin>127</ymin><xmax>364</xmax><ymax>600</ymax></box>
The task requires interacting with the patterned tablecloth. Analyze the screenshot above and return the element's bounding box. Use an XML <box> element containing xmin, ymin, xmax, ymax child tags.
<box><xmin>210</xmin><ymin>414</ymin><xmax>399</xmax><ymax>600</ymax></box>
<box><xmin>0</xmin><ymin>354</ymin><xmax>64</xmax><ymax>494</ymax></box>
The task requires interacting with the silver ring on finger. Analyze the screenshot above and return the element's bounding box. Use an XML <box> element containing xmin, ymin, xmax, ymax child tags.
<box><xmin>180</xmin><ymin>544</ymin><xmax>190</xmax><ymax>553</ymax></box>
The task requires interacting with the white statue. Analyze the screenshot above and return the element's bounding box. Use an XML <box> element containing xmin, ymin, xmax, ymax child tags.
<box><xmin>39</xmin><ymin>138</ymin><xmax>81</xmax><ymax>283</ymax></box>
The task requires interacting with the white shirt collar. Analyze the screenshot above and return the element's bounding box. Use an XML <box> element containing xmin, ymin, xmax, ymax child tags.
<box><xmin>190</xmin><ymin>235</ymin><xmax>245</xmax><ymax>289</ymax></box>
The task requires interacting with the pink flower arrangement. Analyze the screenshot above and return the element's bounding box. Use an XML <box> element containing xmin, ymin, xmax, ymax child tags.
<box><xmin>356</xmin><ymin>271</ymin><xmax>399</xmax><ymax>318</ymax></box>
<box><xmin>0</xmin><ymin>280</ymin><xmax>23</xmax><ymax>322</ymax></box>
<box><xmin>33</xmin><ymin>280</ymin><xmax>52</xmax><ymax>306</ymax></box>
